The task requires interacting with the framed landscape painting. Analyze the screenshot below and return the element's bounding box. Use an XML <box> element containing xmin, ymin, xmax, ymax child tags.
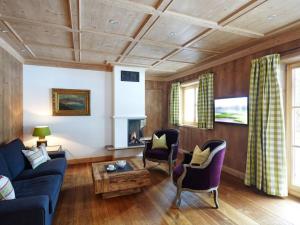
<box><xmin>52</xmin><ymin>88</ymin><xmax>90</xmax><ymax>116</ymax></box>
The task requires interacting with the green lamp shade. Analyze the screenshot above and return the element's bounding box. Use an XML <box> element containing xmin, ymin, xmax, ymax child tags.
<box><xmin>32</xmin><ymin>126</ymin><xmax>51</xmax><ymax>138</ymax></box>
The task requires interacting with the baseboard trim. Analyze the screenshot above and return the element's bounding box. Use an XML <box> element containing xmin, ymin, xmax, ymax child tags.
<box><xmin>67</xmin><ymin>155</ymin><xmax>113</xmax><ymax>165</ymax></box>
<box><xmin>222</xmin><ymin>165</ymin><xmax>245</xmax><ymax>180</ymax></box>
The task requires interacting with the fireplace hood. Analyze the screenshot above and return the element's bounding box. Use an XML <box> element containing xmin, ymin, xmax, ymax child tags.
<box><xmin>112</xmin><ymin>66</ymin><xmax>146</xmax><ymax>149</ymax></box>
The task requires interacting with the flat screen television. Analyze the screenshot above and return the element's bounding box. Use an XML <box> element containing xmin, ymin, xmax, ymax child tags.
<box><xmin>214</xmin><ymin>97</ymin><xmax>248</xmax><ymax>125</ymax></box>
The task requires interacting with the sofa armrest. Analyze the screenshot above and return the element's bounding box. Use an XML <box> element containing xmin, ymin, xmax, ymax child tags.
<box><xmin>48</xmin><ymin>151</ymin><xmax>66</xmax><ymax>159</ymax></box>
<box><xmin>0</xmin><ymin>195</ymin><xmax>50</xmax><ymax>225</ymax></box>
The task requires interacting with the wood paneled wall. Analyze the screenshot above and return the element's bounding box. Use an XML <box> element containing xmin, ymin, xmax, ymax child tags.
<box><xmin>144</xmin><ymin>80</ymin><xmax>169</xmax><ymax>137</ymax></box>
<box><xmin>0</xmin><ymin>46</ymin><xmax>23</xmax><ymax>144</ymax></box>
<box><xmin>165</xmin><ymin>38</ymin><xmax>300</xmax><ymax>174</ymax></box>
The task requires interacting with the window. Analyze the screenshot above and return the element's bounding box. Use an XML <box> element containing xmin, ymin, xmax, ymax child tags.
<box><xmin>287</xmin><ymin>64</ymin><xmax>300</xmax><ymax>196</ymax></box>
<box><xmin>181</xmin><ymin>81</ymin><xmax>198</xmax><ymax>126</ymax></box>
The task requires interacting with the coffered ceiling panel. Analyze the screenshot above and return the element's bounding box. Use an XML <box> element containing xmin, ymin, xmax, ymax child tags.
<box><xmin>146</xmin><ymin>69</ymin><xmax>173</xmax><ymax>77</ymax></box>
<box><xmin>191</xmin><ymin>30</ymin><xmax>252</xmax><ymax>52</ymax></box>
<box><xmin>81</xmin><ymin>51</ymin><xmax>117</xmax><ymax>64</ymax></box>
<box><xmin>128</xmin><ymin>0</ymin><xmax>159</xmax><ymax>7</ymax></box>
<box><xmin>0</xmin><ymin>0</ymin><xmax>70</xmax><ymax>26</ymax></box>
<box><xmin>154</xmin><ymin>61</ymin><xmax>194</xmax><ymax>71</ymax></box>
<box><xmin>129</xmin><ymin>42</ymin><xmax>174</xmax><ymax>59</ymax></box>
<box><xmin>81</xmin><ymin>32</ymin><xmax>129</xmax><ymax>54</ymax></box>
<box><xmin>123</xmin><ymin>57</ymin><xmax>157</xmax><ymax>66</ymax></box>
<box><xmin>144</xmin><ymin>16</ymin><xmax>206</xmax><ymax>45</ymax></box>
<box><xmin>229</xmin><ymin>0</ymin><xmax>300</xmax><ymax>34</ymax></box>
<box><xmin>168</xmin><ymin>49</ymin><xmax>215</xmax><ymax>63</ymax></box>
<box><xmin>28</xmin><ymin>45</ymin><xmax>74</xmax><ymax>61</ymax></box>
<box><xmin>1</xmin><ymin>0</ymin><xmax>300</xmax><ymax>77</ymax></box>
<box><xmin>81</xmin><ymin>0</ymin><xmax>148</xmax><ymax>37</ymax></box>
<box><xmin>9</xmin><ymin>22</ymin><xmax>73</xmax><ymax>47</ymax></box>
<box><xmin>168</xmin><ymin>0</ymin><xmax>248</xmax><ymax>22</ymax></box>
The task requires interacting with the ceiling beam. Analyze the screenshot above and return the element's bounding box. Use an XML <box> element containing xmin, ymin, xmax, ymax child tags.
<box><xmin>25</xmin><ymin>58</ymin><xmax>112</xmax><ymax>72</ymax></box>
<box><xmin>0</xmin><ymin>37</ymin><xmax>24</xmax><ymax>63</ymax></box>
<box><xmin>117</xmin><ymin>0</ymin><xmax>174</xmax><ymax>63</ymax></box>
<box><xmin>68</xmin><ymin>0</ymin><xmax>80</xmax><ymax>61</ymax></box>
<box><xmin>2</xmin><ymin>20</ymin><xmax>36</xmax><ymax>57</ymax></box>
<box><xmin>151</xmin><ymin>0</ymin><xmax>267</xmax><ymax>68</ymax></box>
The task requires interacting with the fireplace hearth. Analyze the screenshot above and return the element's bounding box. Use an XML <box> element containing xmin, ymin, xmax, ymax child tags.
<box><xmin>128</xmin><ymin>119</ymin><xmax>145</xmax><ymax>147</ymax></box>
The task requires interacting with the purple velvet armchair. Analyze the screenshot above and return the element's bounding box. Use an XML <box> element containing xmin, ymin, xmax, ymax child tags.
<box><xmin>172</xmin><ymin>140</ymin><xmax>226</xmax><ymax>208</ymax></box>
<box><xmin>143</xmin><ymin>129</ymin><xmax>179</xmax><ymax>175</ymax></box>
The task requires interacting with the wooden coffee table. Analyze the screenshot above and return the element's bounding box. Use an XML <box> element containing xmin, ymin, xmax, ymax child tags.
<box><xmin>92</xmin><ymin>158</ymin><xmax>151</xmax><ymax>198</ymax></box>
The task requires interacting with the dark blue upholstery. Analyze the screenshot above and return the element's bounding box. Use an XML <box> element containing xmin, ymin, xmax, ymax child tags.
<box><xmin>0</xmin><ymin>153</ymin><xmax>12</xmax><ymax>180</ymax></box>
<box><xmin>13</xmin><ymin>175</ymin><xmax>61</xmax><ymax>214</ymax></box>
<box><xmin>15</xmin><ymin>158</ymin><xmax>67</xmax><ymax>181</ymax></box>
<box><xmin>0</xmin><ymin>139</ymin><xmax>28</xmax><ymax>179</ymax></box>
<box><xmin>0</xmin><ymin>138</ymin><xmax>66</xmax><ymax>225</ymax></box>
<box><xmin>0</xmin><ymin>195</ymin><xmax>51</xmax><ymax>225</ymax></box>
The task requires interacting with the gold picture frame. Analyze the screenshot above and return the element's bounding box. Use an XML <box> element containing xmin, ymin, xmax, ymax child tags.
<box><xmin>52</xmin><ymin>88</ymin><xmax>90</xmax><ymax>116</ymax></box>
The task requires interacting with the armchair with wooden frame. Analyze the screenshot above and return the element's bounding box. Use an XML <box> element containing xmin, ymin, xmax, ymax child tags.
<box><xmin>143</xmin><ymin>129</ymin><xmax>179</xmax><ymax>176</ymax></box>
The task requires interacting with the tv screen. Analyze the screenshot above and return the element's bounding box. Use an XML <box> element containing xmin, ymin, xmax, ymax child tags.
<box><xmin>214</xmin><ymin>97</ymin><xmax>248</xmax><ymax>125</ymax></box>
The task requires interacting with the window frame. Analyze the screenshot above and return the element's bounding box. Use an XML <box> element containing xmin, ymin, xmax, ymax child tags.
<box><xmin>286</xmin><ymin>63</ymin><xmax>300</xmax><ymax>197</ymax></box>
<box><xmin>180</xmin><ymin>80</ymin><xmax>199</xmax><ymax>127</ymax></box>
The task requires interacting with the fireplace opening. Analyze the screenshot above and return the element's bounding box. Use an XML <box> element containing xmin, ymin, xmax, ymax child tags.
<box><xmin>128</xmin><ymin>119</ymin><xmax>145</xmax><ymax>147</ymax></box>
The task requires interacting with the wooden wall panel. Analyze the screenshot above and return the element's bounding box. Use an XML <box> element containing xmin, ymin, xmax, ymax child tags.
<box><xmin>165</xmin><ymin>38</ymin><xmax>300</xmax><ymax>174</ymax></box>
<box><xmin>0</xmin><ymin>46</ymin><xmax>23</xmax><ymax>144</ymax></box>
<box><xmin>144</xmin><ymin>80</ymin><xmax>168</xmax><ymax>137</ymax></box>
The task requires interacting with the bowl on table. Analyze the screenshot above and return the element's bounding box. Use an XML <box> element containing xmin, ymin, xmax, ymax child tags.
<box><xmin>116</xmin><ymin>160</ymin><xmax>127</xmax><ymax>168</ymax></box>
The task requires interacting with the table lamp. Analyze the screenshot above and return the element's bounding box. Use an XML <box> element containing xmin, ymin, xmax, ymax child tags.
<box><xmin>32</xmin><ymin>126</ymin><xmax>51</xmax><ymax>147</ymax></box>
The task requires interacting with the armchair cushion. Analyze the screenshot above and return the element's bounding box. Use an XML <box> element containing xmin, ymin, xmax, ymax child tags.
<box><xmin>190</xmin><ymin>146</ymin><xmax>210</xmax><ymax>165</ymax></box>
<box><xmin>145</xmin><ymin>148</ymin><xmax>170</xmax><ymax>160</ymax></box>
<box><xmin>152</xmin><ymin>134</ymin><xmax>168</xmax><ymax>150</ymax></box>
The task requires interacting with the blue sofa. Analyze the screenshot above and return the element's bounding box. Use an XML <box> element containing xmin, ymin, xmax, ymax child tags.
<box><xmin>0</xmin><ymin>138</ymin><xmax>67</xmax><ymax>225</ymax></box>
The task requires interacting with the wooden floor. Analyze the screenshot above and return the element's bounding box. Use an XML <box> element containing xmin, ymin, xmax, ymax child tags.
<box><xmin>53</xmin><ymin>162</ymin><xmax>300</xmax><ymax>225</ymax></box>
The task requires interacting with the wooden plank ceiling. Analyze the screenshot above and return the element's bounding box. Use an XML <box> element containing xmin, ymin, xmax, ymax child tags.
<box><xmin>1</xmin><ymin>0</ymin><xmax>300</xmax><ymax>76</ymax></box>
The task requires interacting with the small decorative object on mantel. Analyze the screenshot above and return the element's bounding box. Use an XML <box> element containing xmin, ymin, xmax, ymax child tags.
<box><xmin>52</xmin><ymin>88</ymin><xmax>90</xmax><ymax>116</ymax></box>
<box><xmin>32</xmin><ymin>126</ymin><xmax>51</xmax><ymax>146</ymax></box>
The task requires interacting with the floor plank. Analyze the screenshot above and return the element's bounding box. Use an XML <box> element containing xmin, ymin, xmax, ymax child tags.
<box><xmin>53</xmin><ymin>162</ymin><xmax>300</xmax><ymax>225</ymax></box>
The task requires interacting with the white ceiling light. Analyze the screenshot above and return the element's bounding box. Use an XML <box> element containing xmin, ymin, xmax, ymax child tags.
<box><xmin>169</xmin><ymin>32</ymin><xmax>176</xmax><ymax>37</ymax></box>
<box><xmin>108</xmin><ymin>19</ymin><xmax>119</xmax><ymax>25</ymax></box>
<box><xmin>267</xmin><ymin>14</ymin><xmax>277</xmax><ymax>20</ymax></box>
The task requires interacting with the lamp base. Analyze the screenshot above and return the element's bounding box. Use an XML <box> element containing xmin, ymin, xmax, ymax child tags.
<box><xmin>37</xmin><ymin>140</ymin><xmax>47</xmax><ymax>147</ymax></box>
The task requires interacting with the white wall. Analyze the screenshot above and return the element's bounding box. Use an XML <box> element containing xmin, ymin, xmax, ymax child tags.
<box><xmin>23</xmin><ymin>65</ymin><xmax>113</xmax><ymax>159</ymax></box>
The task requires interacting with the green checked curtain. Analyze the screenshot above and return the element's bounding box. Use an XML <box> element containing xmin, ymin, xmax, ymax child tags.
<box><xmin>197</xmin><ymin>73</ymin><xmax>214</xmax><ymax>129</ymax></box>
<box><xmin>245</xmin><ymin>54</ymin><xmax>287</xmax><ymax>197</ymax></box>
<box><xmin>169</xmin><ymin>82</ymin><xmax>180</xmax><ymax>126</ymax></box>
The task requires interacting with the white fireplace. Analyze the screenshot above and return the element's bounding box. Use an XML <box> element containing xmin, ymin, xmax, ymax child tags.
<box><xmin>112</xmin><ymin>66</ymin><xmax>146</xmax><ymax>149</ymax></box>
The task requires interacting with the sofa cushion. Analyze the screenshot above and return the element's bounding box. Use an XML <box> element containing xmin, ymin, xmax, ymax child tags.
<box><xmin>0</xmin><ymin>139</ymin><xmax>28</xmax><ymax>180</ymax></box>
<box><xmin>0</xmin><ymin>153</ymin><xmax>12</xmax><ymax>180</ymax></box>
<box><xmin>13</xmin><ymin>175</ymin><xmax>62</xmax><ymax>214</ymax></box>
<box><xmin>15</xmin><ymin>158</ymin><xmax>67</xmax><ymax>181</ymax></box>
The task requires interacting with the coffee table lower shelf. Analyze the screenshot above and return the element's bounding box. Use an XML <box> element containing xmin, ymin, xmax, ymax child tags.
<box><xmin>92</xmin><ymin>158</ymin><xmax>151</xmax><ymax>198</ymax></box>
